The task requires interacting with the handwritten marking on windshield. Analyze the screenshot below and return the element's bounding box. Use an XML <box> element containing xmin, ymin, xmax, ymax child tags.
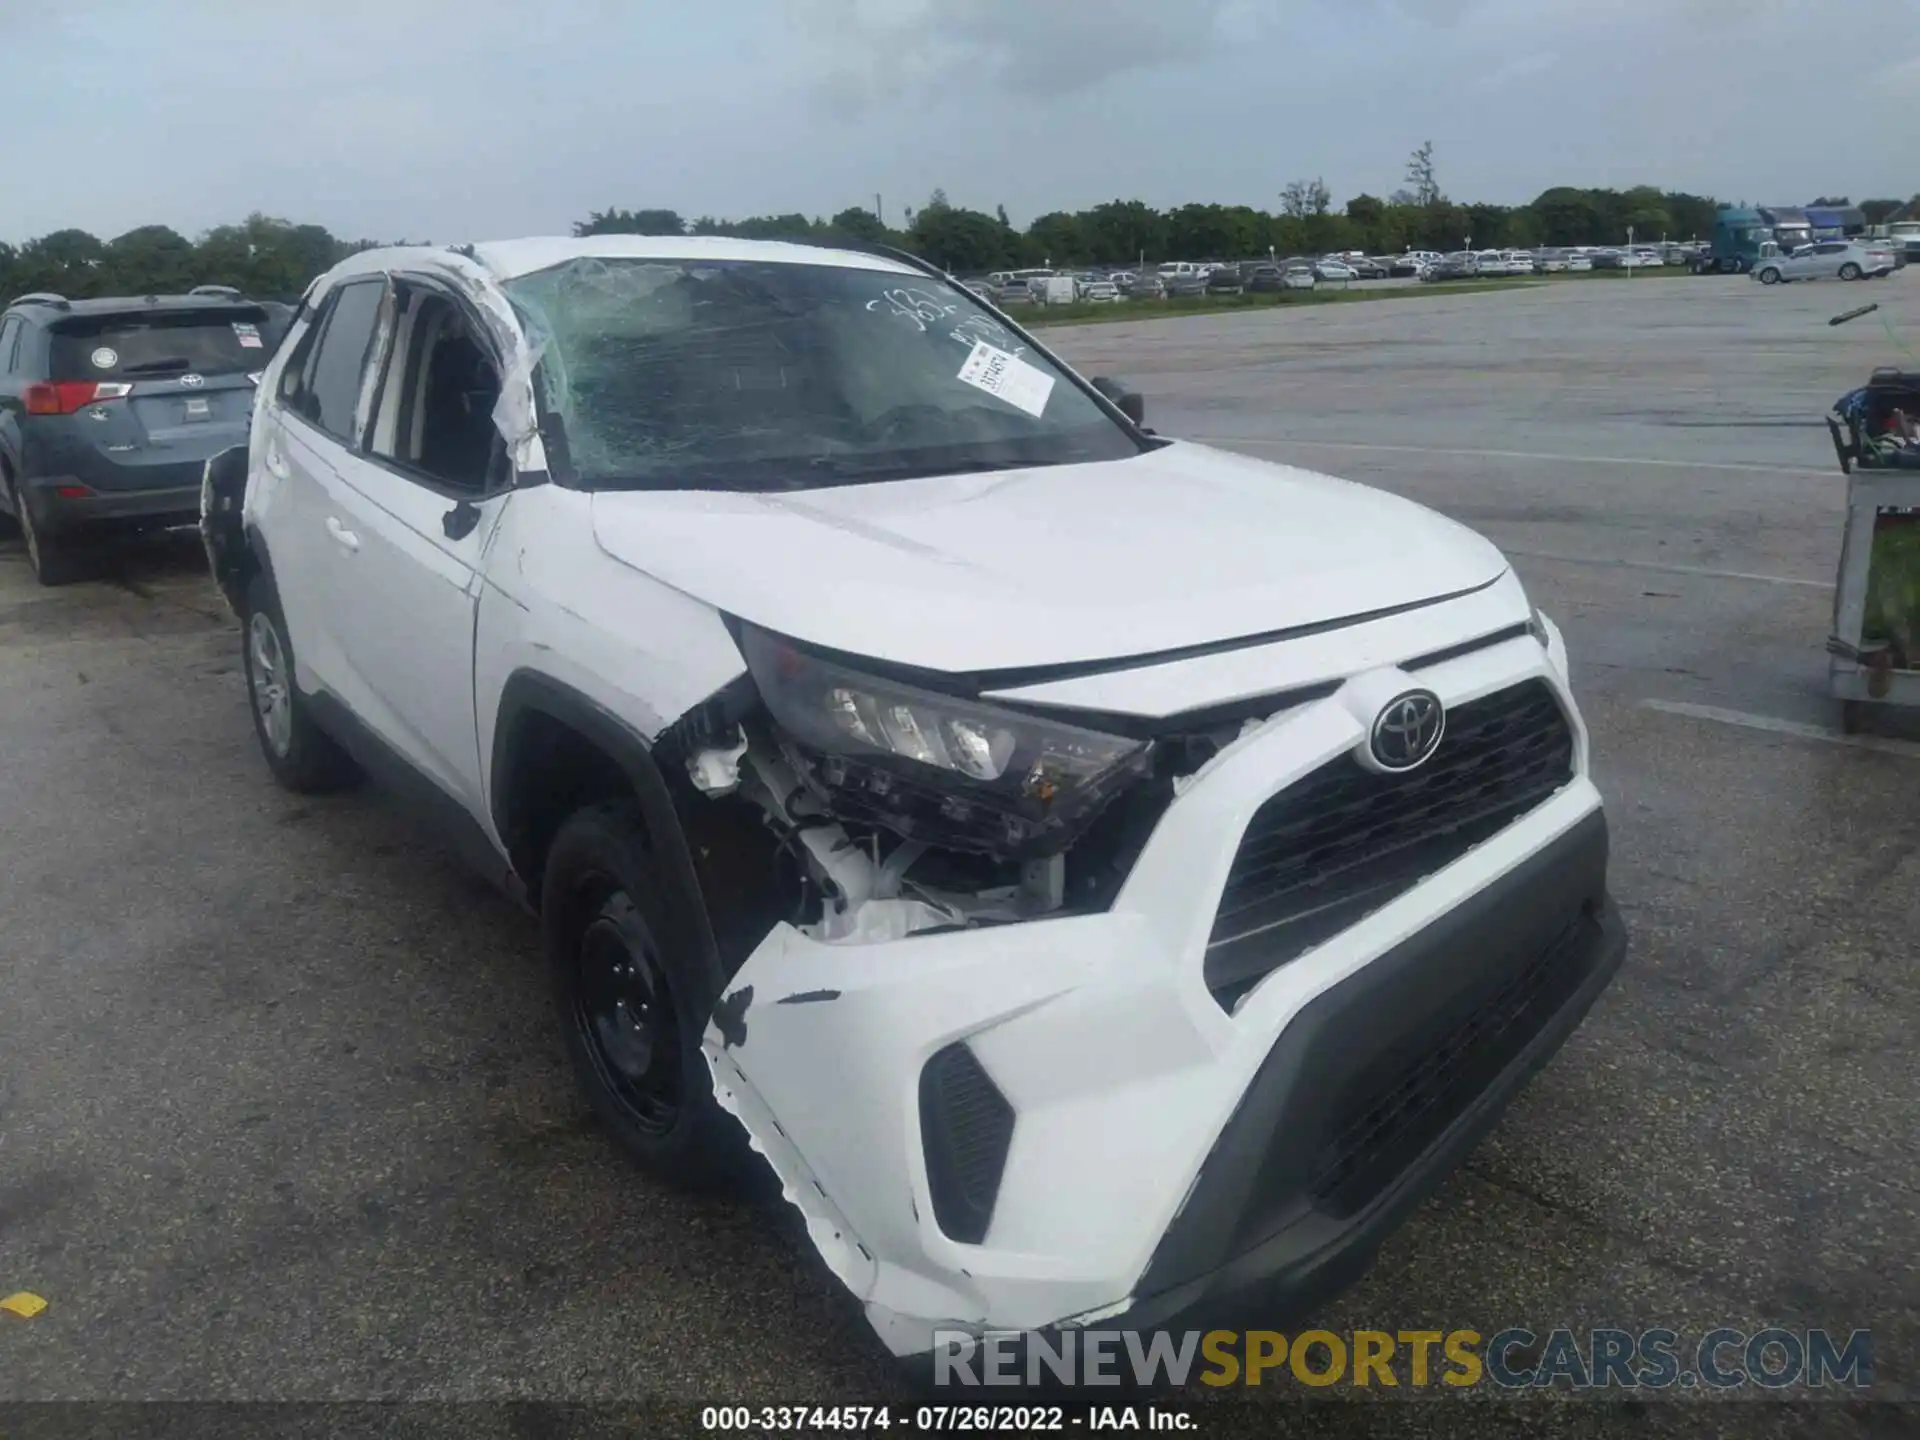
<box><xmin>949</xmin><ymin>313</ymin><xmax>1023</xmax><ymax>355</ymax></box>
<box><xmin>865</xmin><ymin>287</ymin><xmax>961</xmax><ymax>331</ymax></box>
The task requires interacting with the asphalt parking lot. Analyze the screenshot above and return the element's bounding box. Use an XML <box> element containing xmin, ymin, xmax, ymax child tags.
<box><xmin>3</xmin><ymin>272</ymin><xmax>1917</xmax><ymax>1432</ymax></box>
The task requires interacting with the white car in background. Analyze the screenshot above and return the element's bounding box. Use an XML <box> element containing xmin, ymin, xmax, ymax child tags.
<box><xmin>1563</xmin><ymin>253</ymin><xmax>1593</xmax><ymax>272</ymax></box>
<box><xmin>1754</xmin><ymin>240</ymin><xmax>1899</xmax><ymax>284</ymax></box>
<box><xmin>1031</xmin><ymin>275</ymin><xmax>1080</xmax><ymax>306</ymax></box>
<box><xmin>204</xmin><ymin>232</ymin><xmax>1625</xmax><ymax>1367</ymax></box>
<box><xmin>1313</xmin><ymin>259</ymin><xmax>1358</xmax><ymax>282</ymax></box>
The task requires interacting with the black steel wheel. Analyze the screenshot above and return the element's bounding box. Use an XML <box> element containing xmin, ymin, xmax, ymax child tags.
<box><xmin>573</xmin><ymin>888</ymin><xmax>686</xmax><ymax>1139</ymax></box>
<box><xmin>542</xmin><ymin>798</ymin><xmax>748</xmax><ymax>1187</ymax></box>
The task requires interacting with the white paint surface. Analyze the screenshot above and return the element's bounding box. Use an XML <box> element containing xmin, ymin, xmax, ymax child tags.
<box><xmin>588</xmin><ymin>439</ymin><xmax>1511</xmax><ymax>673</ymax></box>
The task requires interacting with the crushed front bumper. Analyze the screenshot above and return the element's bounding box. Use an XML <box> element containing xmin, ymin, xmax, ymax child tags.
<box><xmin>703</xmin><ymin>631</ymin><xmax>1625</xmax><ymax>1357</ymax></box>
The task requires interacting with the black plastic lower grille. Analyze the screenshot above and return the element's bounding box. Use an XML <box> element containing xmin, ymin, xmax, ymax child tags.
<box><xmin>1207</xmin><ymin>680</ymin><xmax>1574</xmax><ymax>1005</ymax></box>
<box><xmin>1311</xmin><ymin>904</ymin><xmax>1602</xmax><ymax>1216</ymax></box>
<box><xmin>919</xmin><ymin>1043</ymin><xmax>1016</xmax><ymax>1245</ymax></box>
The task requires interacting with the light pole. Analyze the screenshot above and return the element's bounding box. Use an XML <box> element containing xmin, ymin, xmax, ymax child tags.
<box><xmin>1628</xmin><ymin>225</ymin><xmax>1635</xmax><ymax>276</ymax></box>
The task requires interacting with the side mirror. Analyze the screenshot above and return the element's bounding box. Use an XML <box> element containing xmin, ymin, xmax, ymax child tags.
<box><xmin>443</xmin><ymin>497</ymin><xmax>484</xmax><ymax>540</ymax></box>
<box><xmin>1090</xmin><ymin>375</ymin><xmax>1145</xmax><ymax>427</ymax></box>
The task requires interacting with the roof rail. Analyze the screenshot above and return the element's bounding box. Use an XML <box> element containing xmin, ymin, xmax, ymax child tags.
<box><xmin>189</xmin><ymin>284</ymin><xmax>243</xmax><ymax>298</ymax></box>
<box><xmin>7</xmin><ymin>291</ymin><xmax>70</xmax><ymax>309</ymax></box>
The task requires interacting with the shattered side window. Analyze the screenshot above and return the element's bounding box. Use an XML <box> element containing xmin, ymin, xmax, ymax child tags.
<box><xmin>502</xmin><ymin>257</ymin><xmax>1139</xmax><ymax>492</ymax></box>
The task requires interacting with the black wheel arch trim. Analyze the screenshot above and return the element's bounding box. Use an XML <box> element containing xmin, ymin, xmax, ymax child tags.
<box><xmin>490</xmin><ymin>668</ymin><xmax>728</xmax><ymax>1004</ymax></box>
<box><xmin>243</xmin><ymin>520</ymin><xmax>279</xmax><ymax>598</ymax></box>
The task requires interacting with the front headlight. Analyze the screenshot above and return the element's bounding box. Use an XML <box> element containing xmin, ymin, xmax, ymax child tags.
<box><xmin>737</xmin><ymin>623</ymin><xmax>1153</xmax><ymax>857</ymax></box>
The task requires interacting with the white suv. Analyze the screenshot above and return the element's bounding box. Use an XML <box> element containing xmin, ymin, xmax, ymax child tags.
<box><xmin>201</xmin><ymin>235</ymin><xmax>1625</xmax><ymax>1363</ymax></box>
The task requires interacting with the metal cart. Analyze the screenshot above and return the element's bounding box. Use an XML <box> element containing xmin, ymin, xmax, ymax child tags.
<box><xmin>1824</xmin><ymin>345</ymin><xmax>1920</xmax><ymax>733</ymax></box>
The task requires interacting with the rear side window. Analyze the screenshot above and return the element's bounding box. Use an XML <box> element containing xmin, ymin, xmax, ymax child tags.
<box><xmin>0</xmin><ymin>317</ymin><xmax>21</xmax><ymax>373</ymax></box>
<box><xmin>302</xmin><ymin>281</ymin><xmax>386</xmax><ymax>443</ymax></box>
<box><xmin>47</xmin><ymin>308</ymin><xmax>271</xmax><ymax>382</ymax></box>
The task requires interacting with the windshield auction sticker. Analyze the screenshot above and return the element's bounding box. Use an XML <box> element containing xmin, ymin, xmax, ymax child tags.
<box><xmin>957</xmin><ymin>341</ymin><xmax>1054</xmax><ymax>417</ymax></box>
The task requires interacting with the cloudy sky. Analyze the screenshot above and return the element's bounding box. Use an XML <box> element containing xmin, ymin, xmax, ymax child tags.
<box><xmin>7</xmin><ymin>0</ymin><xmax>1915</xmax><ymax>245</ymax></box>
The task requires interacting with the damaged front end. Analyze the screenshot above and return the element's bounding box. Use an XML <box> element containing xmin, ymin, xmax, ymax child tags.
<box><xmin>664</xmin><ymin>621</ymin><xmax>1187</xmax><ymax>961</ymax></box>
<box><xmin>658</xmin><ymin>605</ymin><xmax>1618</xmax><ymax>1360</ymax></box>
<box><xmin>656</xmin><ymin>623</ymin><xmax>1253</xmax><ymax>1353</ymax></box>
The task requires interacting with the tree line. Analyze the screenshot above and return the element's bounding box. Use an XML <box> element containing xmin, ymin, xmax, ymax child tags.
<box><xmin>6</xmin><ymin>145</ymin><xmax>1914</xmax><ymax>302</ymax></box>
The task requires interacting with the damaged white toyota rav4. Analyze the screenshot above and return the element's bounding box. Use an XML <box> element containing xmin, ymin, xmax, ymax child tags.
<box><xmin>203</xmin><ymin>234</ymin><xmax>1625</xmax><ymax>1361</ymax></box>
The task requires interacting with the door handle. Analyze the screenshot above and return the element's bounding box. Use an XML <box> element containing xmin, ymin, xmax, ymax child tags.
<box><xmin>264</xmin><ymin>445</ymin><xmax>290</xmax><ymax>480</ymax></box>
<box><xmin>325</xmin><ymin>516</ymin><xmax>360</xmax><ymax>552</ymax></box>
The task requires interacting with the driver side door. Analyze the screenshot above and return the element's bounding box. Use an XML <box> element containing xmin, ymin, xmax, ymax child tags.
<box><xmin>317</xmin><ymin>275</ymin><xmax>514</xmax><ymax>824</ymax></box>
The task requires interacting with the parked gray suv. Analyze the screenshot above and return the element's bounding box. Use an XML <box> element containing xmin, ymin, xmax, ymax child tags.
<box><xmin>0</xmin><ymin>290</ymin><xmax>282</xmax><ymax>584</ymax></box>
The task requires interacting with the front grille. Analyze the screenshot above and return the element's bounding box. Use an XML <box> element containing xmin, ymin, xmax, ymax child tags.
<box><xmin>918</xmin><ymin>1042</ymin><xmax>1016</xmax><ymax>1245</ymax></box>
<box><xmin>1206</xmin><ymin>680</ymin><xmax>1574</xmax><ymax>1005</ymax></box>
<box><xmin>1311</xmin><ymin>904</ymin><xmax>1602</xmax><ymax>1216</ymax></box>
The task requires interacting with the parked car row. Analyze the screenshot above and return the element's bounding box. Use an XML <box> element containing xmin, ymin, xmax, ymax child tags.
<box><xmin>963</xmin><ymin>240</ymin><xmax>1735</xmax><ymax>304</ymax></box>
<box><xmin>971</xmin><ymin>255</ymin><xmax>1391</xmax><ymax>306</ymax></box>
<box><xmin>1415</xmin><ymin>244</ymin><xmax>1711</xmax><ymax>282</ymax></box>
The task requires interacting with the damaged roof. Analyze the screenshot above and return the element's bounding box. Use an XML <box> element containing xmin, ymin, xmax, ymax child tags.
<box><xmin>468</xmin><ymin>235</ymin><xmax>923</xmax><ymax>281</ymax></box>
<box><xmin>312</xmin><ymin>236</ymin><xmax>925</xmax><ymax>300</ymax></box>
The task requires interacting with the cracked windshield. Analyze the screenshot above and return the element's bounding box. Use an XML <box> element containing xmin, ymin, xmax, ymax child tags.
<box><xmin>504</xmin><ymin>257</ymin><xmax>1140</xmax><ymax>490</ymax></box>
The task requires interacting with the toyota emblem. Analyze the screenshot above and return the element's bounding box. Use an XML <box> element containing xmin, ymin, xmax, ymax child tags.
<box><xmin>180</xmin><ymin>373</ymin><xmax>204</xmax><ymax>388</ymax></box>
<box><xmin>1369</xmin><ymin>690</ymin><xmax>1445</xmax><ymax>771</ymax></box>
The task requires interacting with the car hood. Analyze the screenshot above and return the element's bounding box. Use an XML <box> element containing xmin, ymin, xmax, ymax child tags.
<box><xmin>588</xmin><ymin>440</ymin><xmax>1510</xmax><ymax>675</ymax></box>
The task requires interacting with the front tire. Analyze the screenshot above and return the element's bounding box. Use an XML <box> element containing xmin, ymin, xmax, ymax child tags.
<box><xmin>542</xmin><ymin>799</ymin><xmax>747</xmax><ymax>1188</ymax></box>
<box><xmin>1758</xmin><ymin>267</ymin><xmax>1781</xmax><ymax>285</ymax></box>
<box><xmin>241</xmin><ymin>571</ymin><xmax>361</xmax><ymax>793</ymax></box>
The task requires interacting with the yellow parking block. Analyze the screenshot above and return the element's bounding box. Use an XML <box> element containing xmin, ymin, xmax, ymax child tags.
<box><xmin>1</xmin><ymin>1292</ymin><xmax>48</xmax><ymax>1318</ymax></box>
